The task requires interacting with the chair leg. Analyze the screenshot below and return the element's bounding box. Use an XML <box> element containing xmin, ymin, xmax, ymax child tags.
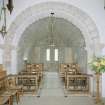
<box><xmin>9</xmin><ymin>96</ymin><xmax>13</xmax><ymax>105</ymax></box>
<box><xmin>16</xmin><ymin>92</ymin><xmax>20</xmax><ymax>104</ymax></box>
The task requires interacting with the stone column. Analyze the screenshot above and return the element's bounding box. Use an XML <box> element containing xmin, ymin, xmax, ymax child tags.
<box><xmin>3</xmin><ymin>44</ymin><xmax>12</xmax><ymax>74</ymax></box>
<box><xmin>11</xmin><ymin>49</ymin><xmax>17</xmax><ymax>74</ymax></box>
<box><xmin>0</xmin><ymin>48</ymin><xmax>3</xmax><ymax>64</ymax></box>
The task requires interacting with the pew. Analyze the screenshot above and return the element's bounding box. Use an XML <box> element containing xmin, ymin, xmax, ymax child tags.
<box><xmin>18</xmin><ymin>63</ymin><xmax>43</xmax><ymax>94</ymax></box>
<box><xmin>59</xmin><ymin>63</ymin><xmax>93</xmax><ymax>94</ymax></box>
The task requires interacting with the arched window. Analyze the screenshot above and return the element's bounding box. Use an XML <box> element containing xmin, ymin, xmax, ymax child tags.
<box><xmin>46</xmin><ymin>49</ymin><xmax>50</xmax><ymax>61</ymax></box>
<box><xmin>54</xmin><ymin>49</ymin><xmax>58</xmax><ymax>61</ymax></box>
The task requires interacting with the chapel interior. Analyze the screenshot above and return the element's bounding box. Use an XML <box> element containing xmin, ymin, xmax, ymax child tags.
<box><xmin>0</xmin><ymin>0</ymin><xmax>105</xmax><ymax>105</ymax></box>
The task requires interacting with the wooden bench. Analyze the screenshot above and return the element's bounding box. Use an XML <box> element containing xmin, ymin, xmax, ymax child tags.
<box><xmin>17</xmin><ymin>74</ymin><xmax>38</xmax><ymax>93</ymax></box>
<box><xmin>66</xmin><ymin>74</ymin><xmax>90</xmax><ymax>90</ymax></box>
<box><xmin>59</xmin><ymin>63</ymin><xmax>93</xmax><ymax>94</ymax></box>
<box><xmin>17</xmin><ymin>63</ymin><xmax>44</xmax><ymax>94</ymax></box>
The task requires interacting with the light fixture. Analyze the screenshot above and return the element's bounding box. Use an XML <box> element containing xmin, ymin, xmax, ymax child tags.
<box><xmin>0</xmin><ymin>0</ymin><xmax>13</xmax><ymax>38</ymax></box>
<box><xmin>23</xmin><ymin>57</ymin><xmax>28</xmax><ymax>66</ymax></box>
<box><xmin>23</xmin><ymin>57</ymin><xmax>28</xmax><ymax>61</ymax></box>
<box><xmin>0</xmin><ymin>0</ymin><xmax>7</xmax><ymax>38</ymax></box>
<box><xmin>7</xmin><ymin>0</ymin><xmax>14</xmax><ymax>14</ymax></box>
<box><xmin>48</xmin><ymin>12</ymin><xmax>56</xmax><ymax>47</ymax></box>
<box><xmin>104</xmin><ymin>0</ymin><xmax>105</xmax><ymax>9</ymax></box>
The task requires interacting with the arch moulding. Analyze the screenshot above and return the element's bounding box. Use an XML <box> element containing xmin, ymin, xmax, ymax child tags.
<box><xmin>4</xmin><ymin>1</ymin><xmax>100</xmax><ymax>74</ymax></box>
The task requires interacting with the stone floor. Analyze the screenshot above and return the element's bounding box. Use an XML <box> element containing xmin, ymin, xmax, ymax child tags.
<box><xmin>38</xmin><ymin>72</ymin><xmax>65</xmax><ymax>96</ymax></box>
<box><xmin>13</xmin><ymin>72</ymin><xmax>104</xmax><ymax>105</ymax></box>
<box><xmin>14</xmin><ymin>96</ymin><xmax>96</xmax><ymax>105</ymax></box>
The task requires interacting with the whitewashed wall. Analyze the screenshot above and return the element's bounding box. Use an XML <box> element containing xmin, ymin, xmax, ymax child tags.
<box><xmin>0</xmin><ymin>0</ymin><xmax>105</xmax><ymax>97</ymax></box>
<box><xmin>0</xmin><ymin>0</ymin><xmax>104</xmax><ymax>44</ymax></box>
<box><xmin>64</xmin><ymin>47</ymin><xmax>73</xmax><ymax>63</ymax></box>
<box><xmin>0</xmin><ymin>49</ymin><xmax>3</xmax><ymax>64</ymax></box>
<box><xmin>28</xmin><ymin>47</ymin><xmax>41</xmax><ymax>63</ymax></box>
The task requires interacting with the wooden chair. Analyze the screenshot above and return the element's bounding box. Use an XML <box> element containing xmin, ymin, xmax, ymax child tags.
<box><xmin>0</xmin><ymin>96</ymin><xmax>12</xmax><ymax>105</ymax></box>
<box><xmin>6</xmin><ymin>75</ymin><xmax>23</xmax><ymax>95</ymax></box>
<box><xmin>1</xmin><ymin>90</ymin><xmax>20</xmax><ymax>104</ymax></box>
<box><xmin>26</xmin><ymin>64</ymin><xmax>31</xmax><ymax>72</ymax></box>
<box><xmin>59</xmin><ymin>64</ymin><xmax>67</xmax><ymax>78</ymax></box>
<box><xmin>0</xmin><ymin>78</ymin><xmax>13</xmax><ymax>105</ymax></box>
<box><xmin>0</xmin><ymin>77</ymin><xmax>20</xmax><ymax>104</ymax></box>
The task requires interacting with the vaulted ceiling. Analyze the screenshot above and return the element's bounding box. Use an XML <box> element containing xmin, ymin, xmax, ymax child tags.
<box><xmin>18</xmin><ymin>17</ymin><xmax>85</xmax><ymax>53</ymax></box>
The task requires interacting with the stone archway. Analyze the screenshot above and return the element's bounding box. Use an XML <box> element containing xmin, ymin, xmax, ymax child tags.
<box><xmin>3</xmin><ymin>1</ymin><xmax>100</xmax><ymax>74</ymax></box>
